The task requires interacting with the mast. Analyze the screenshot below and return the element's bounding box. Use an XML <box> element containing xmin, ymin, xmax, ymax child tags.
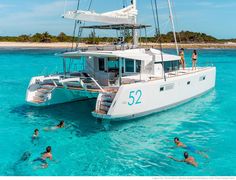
<box><xmin>131</xmin><ymin>0</ymin><xmax>138</xmax><ymax>46</ymax></box>
<box><xmin>167</xmin><ymin>0</ymin><xmax>179</xmax><ymax>54</ymax></box>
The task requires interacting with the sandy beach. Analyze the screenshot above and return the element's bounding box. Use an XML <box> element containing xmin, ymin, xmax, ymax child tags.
<box><xmin>1</xmin><ymin>41</ymin><xmax>236</xmax><ymax>49</ymax></box>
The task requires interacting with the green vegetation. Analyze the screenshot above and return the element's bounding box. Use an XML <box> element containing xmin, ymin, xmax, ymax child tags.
<box><xmin>0</xmin><ymin>31</ymin><xmax>235</xmax><ymax>43</ymax></box>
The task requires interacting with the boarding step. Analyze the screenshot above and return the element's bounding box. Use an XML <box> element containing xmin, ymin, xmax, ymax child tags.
<box><xmin>34</xmin><ymin>92</ymin><xmax>48</xmax><ymax>98</ymax></box>
<box><xmin>97</xmin><ymin>92</ymin><xmax>116</xmax><ymax>114</ymax></box>
<box><xmin>32</xmin><ymin>96</ymin><xmax>46</xmax><ymax>103</ymax></box>
<box><xmin>41</xmin><ymin>85</ymin><xmax>55</xmax><ymax>90</ymax></box>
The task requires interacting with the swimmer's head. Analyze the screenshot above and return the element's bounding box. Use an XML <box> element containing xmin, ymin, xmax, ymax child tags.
<box><xmin>180</xmin><ymin>48</ymin><xmax>184</xmax><ymax>51</ymax></box>
<box><xmin>34</xmin><ymin>129</ymin><xmax>39</xmax><ymax>135</ymax></box>
<box><xmin>46</xmin><ymin>146</ymin><xmax>51</xmax><ymax>153</ymax></box>
<box><xmin>174</xmin><ymin>137</ymin><xmax>180</xmax><ymax>144</ymax></box>
<box><xmin>184</xmin><ymin>152</ymin><xmax>189</xmax><ymax>159</ymax></box>
<box><xmin>58</xmin><ymin>121</ymin><xmax>64</xmax><ymax>128</ymax></box>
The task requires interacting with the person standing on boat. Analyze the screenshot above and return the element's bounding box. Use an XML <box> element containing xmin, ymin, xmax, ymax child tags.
<box><xmin>179</xmin><ymin>48</ymin><xmax>185</xmax><ymax>70</ymax></box>
<box><xmin>192</xmin><ymin>50</ymin><xmax>198</xmax><ymax>70</ymax></box>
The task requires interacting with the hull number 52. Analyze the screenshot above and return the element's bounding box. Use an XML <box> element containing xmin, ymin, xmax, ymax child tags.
<box><xmin>128</xmin><ymin>90</ymin><xmax>142</xmax><ymax>106</ymax></box>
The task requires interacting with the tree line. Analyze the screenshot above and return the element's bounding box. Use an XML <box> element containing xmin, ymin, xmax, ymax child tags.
<box><xmin>0</xmin><ymin>31</ymin><xmax>234</xmax><ymax>43</ymax></box>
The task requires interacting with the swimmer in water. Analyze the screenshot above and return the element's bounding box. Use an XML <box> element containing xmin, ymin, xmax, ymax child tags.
<box><xmin>33</xmin><ymin>146</ymin><xmax>53</xmax><ymax>169</ymax></box>
<box><xmin>168</xmin><ymin>151</ymin><xmax>198</xmax><ymax>167</ymax></box>
<box><xmin>32</xmin><ymin>129</ymin><xmax>39</xmax><ymax>139</ymax></box>
<box><xmin>44</xmin><ymin>121</ymin><xmax>65</xmax><ymax>131</ymax></box>
<box><xmin>173</xmin><ymin>137</ymin><xmax>208</xmax><ymax>158</ymax></box>
<box><xmin>31</xmin><ymin>129</ymin><xmax>39</xmax><ymax>145</ymax></box>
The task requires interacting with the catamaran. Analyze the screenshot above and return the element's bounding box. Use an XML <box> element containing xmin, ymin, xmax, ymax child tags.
<box><xmin>26</xmin><ymin>0</ymin><xmax>216</xmax><ymax>121</ymax></box>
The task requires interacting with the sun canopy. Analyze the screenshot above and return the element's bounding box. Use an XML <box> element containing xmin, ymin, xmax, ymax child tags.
<box><xmin>62</xmin><ymin>4</ymin><xmax>137</xmax><ymax>25</ymax></box>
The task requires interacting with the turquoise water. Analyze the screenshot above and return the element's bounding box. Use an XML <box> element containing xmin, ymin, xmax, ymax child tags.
<box><xmin>0</xmin><ymin>48</ymin><xmax>235</xmax><ymax>176</ymax></box>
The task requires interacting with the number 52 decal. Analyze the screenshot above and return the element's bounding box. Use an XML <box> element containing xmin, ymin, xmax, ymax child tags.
<box><xmin>128</xmin><ymin>90</ymin><xmax>142</xmax><ymax>106</ymax></box>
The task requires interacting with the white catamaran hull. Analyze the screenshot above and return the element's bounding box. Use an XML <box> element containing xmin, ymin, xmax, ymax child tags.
<box><xmin>26</xmin><ymin>76</ymin><xmax>98</xmax><ymax>107</ymax></box>
<box><xmin>92</xmin><ymin>67</ymin><xmax>216</xmax><ymax>121</ymax></box>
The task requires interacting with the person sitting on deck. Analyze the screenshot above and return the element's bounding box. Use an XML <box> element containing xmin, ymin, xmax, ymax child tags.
<box><xmin>192</xmin><ymin>49</ymin><xmax>198</xmax><ymax>70</ymax></box>
<box><xmin>172</xmin><ymin>137</ymin><xmax>208</xmax><ymax>158</ymax></box>
<box><xmin>168</xmin><ymin>151</ymin><xmax>198</xmax><ymax>167</ymax></box>
<box><xmin>179</xmin><ymin>48</ymin><xmax>185</xmax><ymax>70</ymax></box>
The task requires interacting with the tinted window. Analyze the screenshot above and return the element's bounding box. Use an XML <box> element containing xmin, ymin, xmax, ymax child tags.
<box><xmin>125</xmin><ymin>59</ymin><xmax>134</xmax><ymax>72</ymax></box>
<box><xmin>98</xmin><ymin>58</ymin><xmax>105</xmax><ymax>71</ymax></box>
<box><xmin>136</xmin><ymin>60</ymin><xmax>141</xmax><ymax>73</ymax></box>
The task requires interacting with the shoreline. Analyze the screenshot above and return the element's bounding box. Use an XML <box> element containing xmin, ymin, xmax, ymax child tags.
<box><xmin>1</xmin><ymin>42</ymin><xmax>236</xmax><ymax>49</ymax></box>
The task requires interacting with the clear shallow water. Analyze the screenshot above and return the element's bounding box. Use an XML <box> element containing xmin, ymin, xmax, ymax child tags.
<box><xmin>0</xmin><ymin>48</ymin><xmax>235</xmax><ymax>176</ymax></box>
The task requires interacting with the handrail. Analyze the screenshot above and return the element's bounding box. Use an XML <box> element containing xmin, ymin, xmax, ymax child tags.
<box><xmin>90</xmin><ymin>77</ymin><xmax>105</xmax><ymax>92</ymax></box>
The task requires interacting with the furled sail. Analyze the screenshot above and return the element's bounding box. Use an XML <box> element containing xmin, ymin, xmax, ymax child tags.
<box><xmin>62</xmin><ymin>4</ymin><xmax>137</xmax><ymax>24</ymax></box>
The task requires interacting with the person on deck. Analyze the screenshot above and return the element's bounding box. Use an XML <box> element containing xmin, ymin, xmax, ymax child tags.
<box><xmin>192</xmin><ymin>49</ymin><xmax>198</xmax><ymax>70</ymax></box>
<box><xmin>179</xmin><ymin>48</ymin><xmax>185</xmax><ymax>70</ymax></box>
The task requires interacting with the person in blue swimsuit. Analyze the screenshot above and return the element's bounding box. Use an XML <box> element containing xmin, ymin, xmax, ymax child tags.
<box><xmin>173</xmin><ymin>137</ymin><xmax>208</xmax><ymax>158</ymax></box>
<box><xmin>33</xmin><ymin>146</ymin><xmax>53</xmax><ymax>169</ymax></box>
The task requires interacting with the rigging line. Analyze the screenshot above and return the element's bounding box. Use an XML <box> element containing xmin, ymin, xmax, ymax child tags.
<box><xmin>71</xmin><ymin>0</ymin><xmax>81</xmax><ymax>51</ymax></box>
<box><xmin>151</xmin><ymin>0</ymin><xmax>158</xmax><ymax>36</ymax></box>
<box><xmin>154</xmin><ymin>0</ymin><xmax>166</xmax><ymax>81</ymax></box>
<box><xmin>167</xmin><ymin>0</ymin><xmax>179</xmax><ymax>54</ymax></box>
<box><xmin>63</xmin><ymin>0</ymin><xmax>67</xmax><ymax>15</ymax></box>
<box><xmin>171</xmin><ymin>0</ymin><xmax>182</xmax><ymax>44</ymax></box>
<box><xmin>69</xmin><ymin>0</ymin><xmax>81</xmax><ymax>72</ymax></box>
<box><xmin>75</xmin><ymin>0</ymin><xmax>93</xmax><ymax>50</ymax></box>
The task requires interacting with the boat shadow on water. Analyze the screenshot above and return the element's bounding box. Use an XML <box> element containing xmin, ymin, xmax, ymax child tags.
<box><xmin>9</xmin><ymin>99</ymin><xmax>107</xmax><ymax>136</ymax></box>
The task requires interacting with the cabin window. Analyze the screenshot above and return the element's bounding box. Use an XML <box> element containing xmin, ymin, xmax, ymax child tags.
<box><xmin>107</xmin><ymin>58</ymin><xmax>119</xmax><ymax>72</ymax></box>
<box><xmin>125</xmin><ymin>59</ymin><xmax>135</xmax><ymax>72</ymax></box>
<box><xmin>160</xmin><ymin>83</ymin><xmax>174</xmax><ymax>92</ymax></box>
<box><xmin>199</xmin><ymin>75</ymin><xmax>206</xmax><ymax>81</ymax></box>
<box><xmin>98</xmin><ymin>58</ymin><xmax>105</xmax><ymax>71</ymax></box>
<box><xmin>164</xmin><ymin>60</ymin><xmax>179</xmax><ymax>72</ymax></box>
<box><xmin>136</xmin><ymin>60</ymin><xmax>141</xmax><ymax>73</ymax></box>
<box><xmin>187</xmin><ymin>81</ymin><xmax>191</xmax><ymax>85</ymax></box>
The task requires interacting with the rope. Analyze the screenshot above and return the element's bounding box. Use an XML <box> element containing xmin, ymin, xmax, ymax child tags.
<box><xmin>71</xmin><ymin>0</ymin><xmax>81</xmax><ymax>51</ymax></box>
<box><xmin>152</xmin><ymin>0</ymin><xmax>166</xmax><ymax>81</ymax></box>
<box><xmin>171</xmin><ymin>0</ymin><xmax>182</xmax><ymax>44</ymax></box>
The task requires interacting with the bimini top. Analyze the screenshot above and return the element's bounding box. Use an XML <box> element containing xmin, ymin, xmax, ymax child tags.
<box><xmin>60</xmin><ymin>48</ymin><xmax>180</xmax><ymax>65</ymax></box>
<box><xmin>62</xmin><ymin>2</ymin><xmax>137</xmax><ymax>25</ymax></box>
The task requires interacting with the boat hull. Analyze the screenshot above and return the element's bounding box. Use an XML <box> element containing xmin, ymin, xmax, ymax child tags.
<box><xmin>92</xmin><ymin>67</ymin><xmax>216</xmax><ymax>121</ymax></box>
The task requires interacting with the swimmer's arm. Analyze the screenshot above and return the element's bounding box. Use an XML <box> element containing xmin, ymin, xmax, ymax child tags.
<box><xmin>168</xmin><ymin>156</ymin><xmax>184</xmax><ymax>162</ymax></box>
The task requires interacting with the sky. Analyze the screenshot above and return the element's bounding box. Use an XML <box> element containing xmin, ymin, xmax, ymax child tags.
<box><xmin>0</xmin><ymin>0</ymin><xmax>235</xmax><ymax>39</ymax></box>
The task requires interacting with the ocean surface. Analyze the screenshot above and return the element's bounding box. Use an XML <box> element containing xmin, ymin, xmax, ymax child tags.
<box><xmin>0</xmin><ymin>48</ymin><xmax>235</xmax><ymax>176</ymax></box>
